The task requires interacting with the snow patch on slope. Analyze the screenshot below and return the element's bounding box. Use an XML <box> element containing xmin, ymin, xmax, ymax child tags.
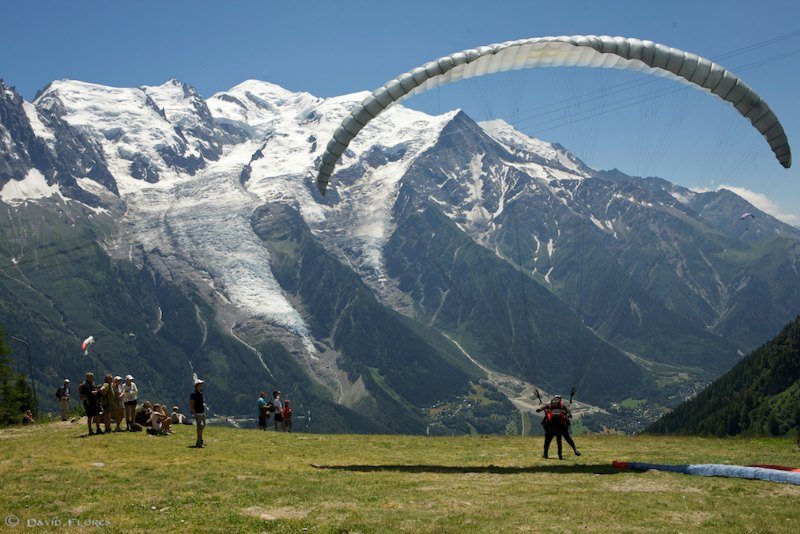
<box><xmin>121</xmin><ymin>141</ymin><xmax>316</xmax><ymax>347</ymax></box>
<box><xmin>35</xmin><ymin>80</ymin><xmax>197</xmax><ymax>192</ymax></box>
<box><xmin>479</xmin><ymin>119</ymin><xmax>591</xmax><ymax>177</ymax></box>
<box><xmin>239</xmin><ymin>86</ymin><xmax>456</xmax><ymax>280</ymax></box>
<box><xmin>22</xmin><ymin>101</ymin><xmax>55</xmax><ymax>142</ymax></box>
<box><xmin>0</xmin><ymin>169</ymin><xmax>58</xmax><ymax>203</ymax></box>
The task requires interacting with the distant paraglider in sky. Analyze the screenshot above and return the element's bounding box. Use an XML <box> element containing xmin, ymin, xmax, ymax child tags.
<box><xmin>740</xmin><ymin>212</ymin><xmax>756</xmax><ymax>231</ymax></box>
<box><xmin>81</xmin><ymin>335</ymin><xmax>95</xmax><ymax>356</ymax></box>
<box><xmin>316</xmin><ymin>35</ymin><xmax>792</xmax><ymax>195</ymax></box>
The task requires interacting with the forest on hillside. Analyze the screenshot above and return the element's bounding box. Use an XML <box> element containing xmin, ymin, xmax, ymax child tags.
<box><xmin>648</xmin><ymin>316</ymin><xmax>800</xmax><ymax>437</ymax></box>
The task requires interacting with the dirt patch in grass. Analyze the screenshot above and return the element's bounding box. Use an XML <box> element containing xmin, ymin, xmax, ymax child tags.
<box><xmin>603</xmin><ymin>474</ymin><xmax>703</xmax><ymax>494</ymax></box>
<box><xmin>241</xmin><ymin>505</ymin><xmax>307</xmax><ymax>521</ymax></box>
<box><xmin>665</xmin><ymin>510</ymin><xmax>713</xmax><ymax>525</ymax></box>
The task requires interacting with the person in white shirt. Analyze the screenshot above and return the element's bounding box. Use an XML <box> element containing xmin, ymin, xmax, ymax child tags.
<box><xmin>170</xmin><ymin>405</ymin><xmax>186</xmax><ymax>424</ymax></box>
<box><xmin>56</xmin><ymin>379</ymin><xmax>70</xmax><ymax>421</ymax></box>
<box><xmin>122</xmin><ymin>375</ymin><xmax>138</xmax><ymax>432</ymax></box>
<box><xmin>270</xmin><ymin>390</ymin><xmax>283</xmax><ymax>431</ymax></box>
<box><xmin>112</xmin><ymin>376</ymin><xmax>125</xmax><ymax>432</ymax></box>
<box><xmin>149</xmin><ymin>404</ymin><xmax>172</xmax><ymax>435</ymax></box>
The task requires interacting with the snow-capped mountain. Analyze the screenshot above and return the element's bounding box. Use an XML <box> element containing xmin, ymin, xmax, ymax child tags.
<box><xmin>1</xmin><ymin>77</ymin><xmax>799</xmax><ymax>433</ymax></box>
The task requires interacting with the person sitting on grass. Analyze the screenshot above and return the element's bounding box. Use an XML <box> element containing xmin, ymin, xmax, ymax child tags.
<box><xmin>135</xmin><ymin>401</ymin><xmax>153</xmax><ymax>429</ymax></box>
<box><xmin>22</xmin><ymin>410</ymin><xmax>35</xmax><ymax>425</ymax></box>
<box><xmin>170</xmin><ymin>405</ymin><xmax>189</xmax><ymax>425</ymax></box>
<box><xmin>148</xmin><ymin>404</ymin><xmax>172</xmax><ymax>435</ymax></box>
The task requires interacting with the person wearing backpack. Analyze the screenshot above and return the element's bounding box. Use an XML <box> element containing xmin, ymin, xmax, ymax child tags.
<box><xmin>536</xmin><ymin>395</ymin><xmax>581</xmax><ymax>460</ymax></box>
<box><xmin>55</xmin><ymin>379</ymin><xmax>70</xmax><ymax>421</ymax></box>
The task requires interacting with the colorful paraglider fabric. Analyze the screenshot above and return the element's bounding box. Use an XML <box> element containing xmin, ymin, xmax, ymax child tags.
<box><xmin>612</xmin><ymin>461</ymin><xmax>800</xmax><ymax>485</ymax></box>
<box><xmin>747</xmin><ymin>464</ymin><xmax>800</xmax><ymax>472</ymax></box>
<box><xmin>82</xmin><ymin>336</ymin><xmax>95</xmax><ymax>355</ymax></box>
<box><xmin>316</xmin><ymin>35</ymin><xmax>792</xmax><ymax>195</ymax></box>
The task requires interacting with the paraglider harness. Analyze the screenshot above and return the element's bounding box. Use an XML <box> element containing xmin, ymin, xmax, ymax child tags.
<box><xmin>536</xmin><ymin>387</ymin><xmax>575</xmax><ymax>427</ymax></box>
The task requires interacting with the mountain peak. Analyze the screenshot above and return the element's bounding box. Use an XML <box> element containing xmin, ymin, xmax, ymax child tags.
<box><xmin>478</xmin><ymin>118</ymin><xmax>592</xmax><ymax>177</ymax></box>
<box><xmin>225</xmin><ymin>79</ymin><xmax>316</xmax><ymax>102</ymax></box>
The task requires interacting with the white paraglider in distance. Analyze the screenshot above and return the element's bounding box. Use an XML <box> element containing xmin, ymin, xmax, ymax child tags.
<box><xmin>82</xmin><ymin>335</ymin><xmax>95</xmax><ymax>356</ymax></box>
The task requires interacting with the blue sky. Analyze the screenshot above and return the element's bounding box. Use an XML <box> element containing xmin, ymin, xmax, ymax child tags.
<box><xmin>3</xmin><ymin>1</ymin><xmax>799</xmax><ymax>223</ymax></box>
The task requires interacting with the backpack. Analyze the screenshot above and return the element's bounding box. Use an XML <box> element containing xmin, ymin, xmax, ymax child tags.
<box><xmin>55</xmin><ymin>387</ymin><xmax>62</xmax><ymax>400</ymax></box>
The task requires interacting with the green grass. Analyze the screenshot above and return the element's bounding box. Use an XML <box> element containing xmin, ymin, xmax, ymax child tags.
<box><xmin>1</xmin><ymin>422</ymin><xmax>799</xmax><ymax>532</ymax></box>
<box><xmin>619</xmin><ymin>398</ymin><xmax>647</xmax><ymax>409</ymax></box>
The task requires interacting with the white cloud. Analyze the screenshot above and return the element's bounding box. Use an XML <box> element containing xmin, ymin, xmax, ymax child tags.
<box><xmin>693</xmin><ymin>184</ymin><xmax>800</xmax><ymax>226</ymax></box>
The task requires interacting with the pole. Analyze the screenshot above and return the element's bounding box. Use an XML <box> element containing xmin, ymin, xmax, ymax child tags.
<box><xmin>9</xmin><ymin>336</ymin><xmax>38</xmax><ymax>416</ymax></box>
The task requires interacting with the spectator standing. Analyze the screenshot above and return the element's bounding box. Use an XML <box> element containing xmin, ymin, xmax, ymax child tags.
<box><xmin>112</xmin><ymin>376</ymin><xmax>125</xmax><ymax>431</ymax></box>
<box><xmin>270</xmin><ymin>390</ymin><xmax>283</xmax><ymax>431</ymax></box>
<box><xmin>56</xmin><ymin>379</ymin><xmax>70</xmax><ymax>421</ymax></box>
<box><xmin>78</xmin><ymin>373</ymin><xmax>102</xmax><ymax>435</ymax></box>
<box><xmin>257</xmin><ymin>392</ymin><xmax>269</xmax><ymax>431</ymax></box>
<box><xmin>99</xmin><ymin>373</ymin><xmax>115</xmax><ymax>433</ymax></box>
<box><xmin>122</xmin><ymin>375</ymin><xmax>138</xmax><ymax>431</ymax></box>
<box><xmin>190</xmin><ymin>379</ymin><xmax>206</xmax><ymax>448</ymax></box>
<box><xmin>282</xmin><ymin>400</ymin><xmax>292</xmax><ymax>432</ymax></box>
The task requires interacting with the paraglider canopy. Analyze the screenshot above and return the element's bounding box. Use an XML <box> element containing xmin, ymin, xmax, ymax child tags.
<box><xmin>81</xmin><ymin>335</ymin><xmax>95</xmax><ymax>356</ymax></box>
<box><xmin>316</xmin><ymin>35</ymin><xmax>792</xmax><ymax>195</ymax></box>
<box><xmin>740</xmin><ymin>212</ymin><xmax>756</xmax><ymax>220</ymax></box>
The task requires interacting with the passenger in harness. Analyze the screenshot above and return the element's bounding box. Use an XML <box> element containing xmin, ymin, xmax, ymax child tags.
<box><xmin>536</xmin><ymin>395</ymin><xmax>581</xmax><ymax>460</ymax></box>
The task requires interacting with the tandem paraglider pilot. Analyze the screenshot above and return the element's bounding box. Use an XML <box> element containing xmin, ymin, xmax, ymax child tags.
<box><xmin>537</xmin><ymin>395</ymin><xmax>581</xmax><ymax>460</ymax></box>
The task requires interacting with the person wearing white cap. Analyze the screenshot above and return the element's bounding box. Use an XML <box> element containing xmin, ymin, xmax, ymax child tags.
<box><xmin>112</xmin><ymin>376</ymin><xmax>125</xmax><ymax>432</ymax></box>
<box><xmin>122</xmin><ymin>375</ymin><xmax>138</xmax><ymax>431</ymax></box>
<box><xmin>56</xmin><ymin>379</ymin><xmax>70</xmax><ymax>421</ymax></box>
<box><xmin>190</xmin><ymin>379</ymin><xmax>206</xmax><ymax>448</ymax></box>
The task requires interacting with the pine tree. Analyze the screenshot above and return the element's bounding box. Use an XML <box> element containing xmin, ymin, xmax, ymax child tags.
<box><xmin>0</xmin><ymin>324</ymin><xmax>36</xmax><ymax>425</ymax></box>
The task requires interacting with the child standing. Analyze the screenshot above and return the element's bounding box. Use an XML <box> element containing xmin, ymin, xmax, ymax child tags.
<box><xmin>282</xmin><ymin>400</ymin><xmax>292</xmax><ymax>432</ymax></box>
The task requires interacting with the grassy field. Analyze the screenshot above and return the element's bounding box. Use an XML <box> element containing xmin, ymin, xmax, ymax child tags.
<box><xmin>1</xmin><ymin>421</ymin><xmax>799</xmax><ymax>532</ymax></box>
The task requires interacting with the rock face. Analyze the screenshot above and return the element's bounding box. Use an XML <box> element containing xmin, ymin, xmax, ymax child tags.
<box><xmin>1</xmin><ymin>76</ymin><xmax>798</xmax><ymax>433</ymax></box>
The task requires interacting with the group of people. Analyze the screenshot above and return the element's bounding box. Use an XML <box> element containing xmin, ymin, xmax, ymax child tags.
<box><xmin>58</xmin><ymin>375</ymin><xmax>583</xmax><ymax>459</ymax></box>
<box><xmin>257</xmin><ymin>390</ymin><xmax>292</xmax><ymax>432</ymax></box>
<box><xmin>536</xmin><ymin>394</ymin><xmax>581</xmax><ymax>460</ymax></box>
<box><xmin>60</xmin><ymin>372</ymin><xmax>208</xmax><ymax>448</ymax></box>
